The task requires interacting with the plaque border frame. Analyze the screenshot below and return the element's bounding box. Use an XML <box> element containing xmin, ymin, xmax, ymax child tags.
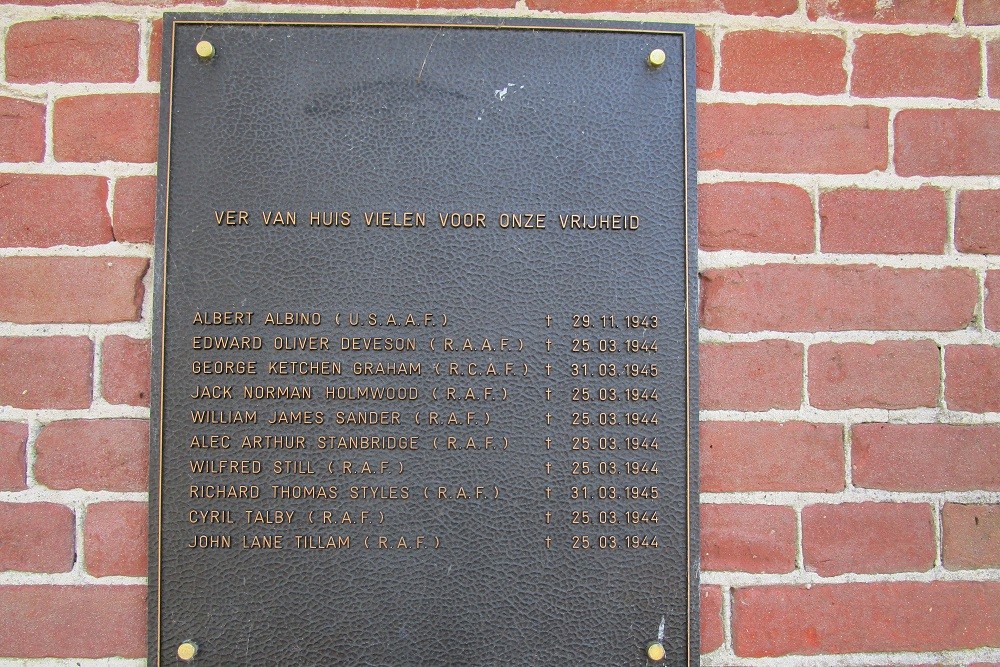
<box><xmin>150</xmin><ymin>15</ymin><xmax>699</xmax><ymax>665</ymax></box>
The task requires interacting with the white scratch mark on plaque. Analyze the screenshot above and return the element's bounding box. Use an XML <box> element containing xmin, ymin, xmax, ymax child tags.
<box><xmin>416</xmin><ymin>29</ymin><xmax>444</xmax><ymax>83</ymax></box>
<box><xmin>494</xmin><ymin>83</ymin><xmax>522</xmax><ymax>102</ymax></box>
<box><xmin>482</xmin><ymin>83</ymin><xmax>524</xmax><ymax>119</ymax></box>
<box><xmin>657</xmin><ymin>616</ymin><xmax>665</xmax><ymax>642</ymax></box>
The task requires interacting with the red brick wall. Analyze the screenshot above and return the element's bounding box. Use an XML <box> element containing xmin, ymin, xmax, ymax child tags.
<box><xmin>0</xmin><ymin>0</ymin><xmax>998</xmax><ymax>665</ymax></box>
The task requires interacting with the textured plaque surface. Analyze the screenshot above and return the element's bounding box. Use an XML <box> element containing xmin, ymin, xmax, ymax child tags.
<box><xmin>151</xmin><ymin>15</ymin><xmax>697</xmax><ymax>666</ymax></box>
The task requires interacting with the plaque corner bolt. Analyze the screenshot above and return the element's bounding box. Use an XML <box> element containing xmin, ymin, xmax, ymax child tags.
<box><xmin>647</xmin><ymin>49</ymin><xmax>666</xmax><ymax>68</ymax></box>
<box><xmin>195</xmin><ymin>40</ymin><xmax>215</xmax><ymax>60</ymax></box>
<box><xmin>177</xmin><ymin>641</ymin><xmax>199</xmax><ymax>661</ymax></box>
<box><xmin>645</xmin><ymin>641</ymin><xmax>666</xmax><ymax>662</ymax></box>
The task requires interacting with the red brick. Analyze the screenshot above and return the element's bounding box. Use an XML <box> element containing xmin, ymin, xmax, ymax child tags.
<box><xmin>895</xmin><ymin>110</ymin><xmax>1000</xmax><ymax>176</ymax></box>
<box><xmin>701</xmin><ymin>341</ymin><xmax>802</xmax><ymax>411</ymax></box>
<box><xmin>701</xmin><ymin>421</ymin><xmax>845</xmax><ymax>492</ymax></box>
<box><xmin>802</xmin><ymin>502</ymin><xmax>934</xmax><ymax>575</ymax></box>
<box><xmin>946</xmin><ymin>345</ymin><xmax>1000</xmax><ymax>412</ymax></box>
<box><xmin>701</xmin><ymin>265</ymin><xmax>977</xmax><ymax>332</ymax></box>
<box><xmin>53</xmin><ymin>94</ymin><xmax>158</xmax><ymax>163</ymax></box>
<box><xmin>852</xmin><ymin>34</ymin><xmax>979</xmax><ymax>99</ymax></box>
<box><xmin>701</xmin><ymin>586</ymin><xmax>724</xmax><ymax>653</ymax></box>
<box><xmin>807</xmin><ymin>0</ymin><xmax>957</xmax><ymax>24</ymax></box>
<box><xmin>819</xmin><ymin>187</ymin><xmax>946</xmax><ymax>254</ymax></box>
<box><xmin>521</xmin><ymin>0</ymin><xmax>679</xmax><ymax>11</ymax></box>
<box><xmin>987</xmin><ymin>271</ymin><xmax>1000</xmax><ymax>331</ymax></box>
<box><xmin>966</xmin><ymin>0</ymin><xmax>1000</xmax><ymax>25</ymax></box>
<box><xmin>0</xmin><ymin>503</ymin><xmax>75</xmax><ymax>573</ymax></box>
<box><xmin>0</xmin><ymin>424</ymin><xmax>28</xmax><ymax>490</ymax></box>
<box><xmin>696</xmin><ymin>30</ymin><xmax>713</xmax><ymax>90</ymax></box>
<box><xmin>700</xmin><ymin>104</ymin><xmax>888</xmax><ymax>174</ymax></box>
<box><xmin>412</xmin><ymin>0</ymin><xmax>515</xmax><ymax>5</ymax></box>
<box><xmin>6</xmin><ymin>19</ymin><xmax>138</xmax><ymax>84</ymax></box>
<box><xmin>955</xmin><ymin>189</ymin><xmax>1000</xmax><ymax>254</ymax></box>
<box><xmin>5</xmin><ymin>0</ymin><xmax>216</xmax><ymax>6</ymax></box>
<box><xmin>0</xmin><ymin>256</ymin><xmax>148</xmax><ymax>324</ymax></box>
<box><xmin>852</xmin><ymin>423</ymin><xmax>1000</xmax><ymax>491</ymax></box>
<box><xmin>701</xmin><ymin>504</ymin><xmax>797</xmax><ymax>573</ymax></box>
<box><xmin>989</xmin><ymin>41</ymin><xmax>1000</xmax><ymax>97</ymax></box>
<box><xmin>524</xmin><ymin>0</ymin><xmax>795</xmax><ymax>13</ymax></box>
<box><xmin>148</xmin><ymin>19</ymin><xmax>162</xmax><ymax>82</ymax></box>
<box><xmin>943</xmin><ymin>503</ymin><xmax>1000</xmax><ymax>569</ymax></box>
<box><xmin>721</xmin><ymin>31</ymin><xmax>846</xmax><ymax>95</ymax></box>
<box><xmin>733</xmin><ymin>582</ymin><xmax>1000</xmax><ymax>657</ymax></box>
<box><xmin>0</xmin><ymin>585</ymin><xmax>145</xmax><ymax>658</ymax></box>
<box><xmin>0</xmin><ymin>174</ymin><xmax>112</xmax><ymax>248</ymax></box>
<box><xmin>0</xmin><ymin>98</ymin><xmax>45</xmax><ymax>162</ymax></box>
<box><xmin>34</xmin><ymin>419</ymin><xmax>148</xmax><ymax>492</ymax></box>
<box><xmin>84</xmin><ymin>502</ymin><xmax>147</xmax><ymax>577</ymax></box>
<box><xmin>102</xmin><ymin>336</ymin><xmax>151</xmax><ymax>406</ymax></box>
<box><xmin>112</xmin><ymin>176</ymin><xmax>155</xmax><ymax>243</ymax></box>
<box><xmin>723</xmin><ymin>0</ymin><xmax>797</xmax><ymax>14</ymax></box>
<box><xmin>699</xmin><ymin>182</ymin><xmax>813</xmax><ymax>253</ymax></box>
<box><xmin>259</xmin><ymin>0</ymin><xmax>513</xmax><ymax>6</ymax></box>
<box><xmin>0</xmin><ymin>337</ymin><xmax>92</xmax><ymax>410</ymax></box>
<box><xmin>808</xmin><ymin>341</ymin><xmax>940</xmax><ymax>409</ymax></box>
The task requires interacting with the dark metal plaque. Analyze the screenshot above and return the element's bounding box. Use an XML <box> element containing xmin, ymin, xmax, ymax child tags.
<box><xmin>151</xmin><ymin>15</ymin><xmax>697</xmax><ymax>666</ymax></box>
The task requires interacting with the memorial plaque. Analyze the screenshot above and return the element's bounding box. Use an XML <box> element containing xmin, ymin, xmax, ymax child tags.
<box><xmin>151</xmin><ymin>15</ymin><xmax>698</xmax><ymax>665</ymax></box>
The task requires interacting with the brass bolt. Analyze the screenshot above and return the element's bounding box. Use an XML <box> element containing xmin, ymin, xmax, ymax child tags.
<box><xmin>646</xmin><ymin>641</ymin><xmax>666</xmax><ymax>662</ymax></box>
<box><xmin>648</xmin><ymin>48</ymin><xmax>666</xmax><ymax>68</ymax></box>
<box><xmin>177</xmin><ymin>641</ymin><xmax>199</xmax><ymax>661</ymax></box>
<box><xmin>195</xmin><ymin>40</ymin><xmax>215</xmax><ymax>60</ymax></box>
